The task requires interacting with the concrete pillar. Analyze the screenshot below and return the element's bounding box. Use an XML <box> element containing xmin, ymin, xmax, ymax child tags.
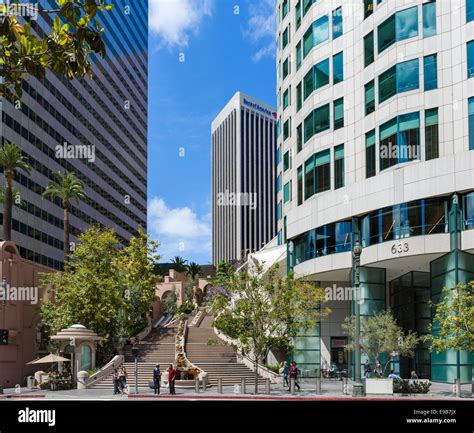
<box><xmin>202</xmin><ymin>375</ymin><xmax>207</xmax><ymax>392</ymax></box>
<box><xmin>455</xmin><ymin>378</ymin><xmax>461</xmax><ymax>398</ymax></box>
<box><xmin>316</xmin><ymin>376</ymin><xmax>321</xmax><ymax>395</ymax></box>
<box><xmin>218</xmin><ymin>377</ymin><xmax>223</xmax><ymax>394</ymax></box>
<box><xmin>290</xmin><ymin>377</ymin><xmax>295</xmax><ymax>395</ymax></box>
<box><xmin>265</xmin><ymin>378</ymin><xmax>270</xmax><ymax>394</ymax></box>
<box><xmin>77</xmin><ymin>371</ymin><xmax>88</xmax><ymax>390</ymax></box>
<box><xmin>195</xmin><ymin>377</ymin><xmax>199</xmax><ymax>393</ymax></box>
<box><xmin>241</xmin><ymin>378</ymin><xmax>246</xmax><ymax>394</ymax></box>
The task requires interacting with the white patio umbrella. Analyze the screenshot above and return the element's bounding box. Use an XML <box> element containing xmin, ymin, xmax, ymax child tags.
<box><xmin>27</xmin><ymin>353</ymin><xmax>70</xmax><ymax>373</ymax></box>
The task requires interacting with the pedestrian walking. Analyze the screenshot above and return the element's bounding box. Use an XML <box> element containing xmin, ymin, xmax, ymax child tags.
<box><xmin>364</xmin><ymin>360</ymin><xmax>372</xmax><ymax>378</ymax></box>
<box><xmin>168</xmin><ymin>364</ymin><xmax>176</xmax><ymax>395</ymax></box>
<box><xmin>289</xmin><ymin>361</ymin><xmax>301</xmax><ymax>391</ymax></box>
<box><xmin>153</xmin><ymin>364</ymin><xmax>162</xmax><ymax>395</ymax></box>
<box><xmin>279</xmin><ymin>361</ymin><xmax>289</xmax><ymax>387</ymax></box>
<box><xmin>112</xmin><ymin>368</ymin><xmax>121</xmax><ymax>395</ymax></box>
<box><xmin>375</xmin><ymin>359</ymin><xmax>383</xmax><ymax>377</ymax></box>
<box><xmin>119</xmin><ymin>366</ymin><xmax>128</xmax><ymax>393</ymax></box>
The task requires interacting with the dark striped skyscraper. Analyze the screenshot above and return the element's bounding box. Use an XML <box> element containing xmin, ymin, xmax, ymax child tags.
<box><xmin>0</xmin><ymin>0</ymin><xmax>148</xmax><ymax>269</ymax></box>
<box><xmin>211</xmin><ymin>92</ymin><xmax>277</xmax><ymax>265</ymax></box>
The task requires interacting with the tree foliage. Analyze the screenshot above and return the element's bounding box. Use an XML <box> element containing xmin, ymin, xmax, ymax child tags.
<box><xmin>40</xmin><ymin>226</ymin><xmax>160</xmax><ymax>365</ymax></box>
<box><xmin>170</xmin><ymin>256</ymin><xmax>187</xmax><ymax>272</ymax></box>
<box><xmin>0</xmin><ymin>0</ymin><xmax>113</xmax><ymax>98</ymax></box>
<box><xmin>343</xmin><ymin>310</ymin><xmax>420</xmax><ymax>375</ymax></box>
<box><xmin>424</xmin><ymin>283</ymin><xmax>474</xmax><ymax>353</ymax></box>
<box><xmin>209</xmin><ymin>264</ymin><xmax>329</xmax><ymax>393</ymax></box>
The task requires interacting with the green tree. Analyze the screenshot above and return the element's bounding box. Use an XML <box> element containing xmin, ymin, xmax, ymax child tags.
<box><xmin>0</xmin><ymin>141</ymin><xmax>31</xmax><ymax>241</ymax></box>
<box><xmin>343</xmin><ymin>310</ymin><xmax>420</xmax><ymax>375</ymax></box>
<box><xmin>424</xmin><ymin>283</ymin><xmax>474</xmax><ymax>353</ymax></box>
<box><xmin>209</xmin><ymin>264</ymin><xmax>330</xmax><ymax>394</ymax></box>
<box><xmin>0</xmin><ymin>0</ymin><xmax>113</xmax><ymax>99</ymax></box>
<box><xmin>170</xmin><ymin>256</ymin><xmax>187</xmax><ymax>272</ymax></box>
<box><xmin>40</xmin><ymin>226</ymin><xmax>160</xmax><ymax>365</ymax></box>
<box><xmin>185</xmin><ymin>262</ymin><xmax>202</xmax><ymax>281</ymax></box>
<box><xmin>163</xmin><ymin>290</ymin><xmax>177</xmax><ymax>316</ymax></box>
<box><xmin>43</xmin><ymin>171</ymin><xmax>87</xmax><ymax>262</ymax></box>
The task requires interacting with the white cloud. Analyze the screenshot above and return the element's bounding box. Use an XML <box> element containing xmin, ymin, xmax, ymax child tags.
<box><xmin>148</xmin><ymin>197</ymin><xmax>211</xmax><ymax>263</ymax></box>
<box><xmin>149</xmin><ymin>0</ymin><xmax>213</xmax><ymax>48</ymax></box>
<box><xmin>243</xmin><ymin>0</ymin><xmax>276</xmax><ymax>62</ymax></box>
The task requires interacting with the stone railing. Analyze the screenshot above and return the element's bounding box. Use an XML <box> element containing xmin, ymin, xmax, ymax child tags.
<box><xmin>213</xmin><ymin>325</ymin><xmax>280</xmax><ymax>384</ymax></box>
<box><xmin>189</xmin><ymin>308</ymin><xmax>205</xmax><ymax>327</ymax></box>
<box><xmin>84</xmin><ymin>355</ymin><xmax>124</xmax><ymax>389</ymax></box>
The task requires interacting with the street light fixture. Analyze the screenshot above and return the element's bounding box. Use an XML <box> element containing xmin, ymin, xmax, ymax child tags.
<box><xmin>352</xmin><ymin>240</ymin><xmax>365</xmax><ymax>397</ymax></box>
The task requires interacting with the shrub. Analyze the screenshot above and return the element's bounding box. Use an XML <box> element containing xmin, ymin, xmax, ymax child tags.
<box><xmin>213</xmin><ymin>315</ymin><xmax>246</xmax><ymax>340</ymax></box>
<box><xmin>176</xmin><ymin>302</ymin><xmax>195</xmax><ymax>315</ymax></box>
<box><xmin>393</xmin><ymin>379</ymin><xmax>431</xmax><ymax>394</ymax></box>
<box><xmin>265</xmin><ymin>364</ymin><xmax>281</xmax><ymax>374</ymax></box>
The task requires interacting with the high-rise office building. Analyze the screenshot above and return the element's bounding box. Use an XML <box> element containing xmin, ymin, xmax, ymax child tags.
<box><xmin>212</xmin><ymin>92</ymin><xmax>277</xmax><ymax>265</ymax></box>
<box><xmin>276</xmin><ymin>0</ymin><xmax>473</xmax><ymax>382</ymax></box>
<box><xmin>0</xmin><ymin>0</ymin><xmax>148</xmax><ymax>269</ymax></box>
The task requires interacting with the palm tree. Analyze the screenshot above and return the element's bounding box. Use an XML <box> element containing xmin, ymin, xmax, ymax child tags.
<box><xmin>185</xmin><ymin>262</ymin><xmax>202</xmax><ymax>281</ymax></box>
<box><xmin>170</xmin><ymin>256</ymin><xmax>187</xmax><ymax>272</ymax></box>
<box><xmin>43</xmin><ymin>171</ymin><xmax>87</xmax><ymax>262</ymax></box>
<box><xmin>0</xmin><ymin>142</ymin><xmax>31</xmax><ymax>241</ymax></box>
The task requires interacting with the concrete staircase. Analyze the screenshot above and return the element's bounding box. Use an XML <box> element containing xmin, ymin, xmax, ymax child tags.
<box><xmin>186</xmin><ymin>313</ymin><xmax>266</xmax><ymax>387</ymax></box>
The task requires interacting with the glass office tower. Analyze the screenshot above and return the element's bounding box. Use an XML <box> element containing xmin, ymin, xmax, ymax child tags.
<box><xmin>0</xmin><ymin>0</ymin><xmax>148</xmax><ymax>269</ymax></box>
<box><xmin>277</xmin><ymin>0</ymin><xmax>473</xmax><ymax>382</ymax></box>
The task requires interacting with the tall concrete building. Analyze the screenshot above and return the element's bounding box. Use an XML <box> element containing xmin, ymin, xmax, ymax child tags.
<box><xmin>276</xmin><ymin>0</ymin><xmax>473</xmax><ymax>382</ymax></box>
<box><xmin>0</xmin><ymin>0</ymin><xmax>148</xmax><ymax>269</ymax></box>
<box><xmin>212</xmin><ymin>92</ymin><xmax>277</xmax><ymax>265</ymax></box>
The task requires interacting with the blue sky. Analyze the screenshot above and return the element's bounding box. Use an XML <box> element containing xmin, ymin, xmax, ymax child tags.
<box><xmin>147</xmin><ymin>0</ymin><xmax>277</xmax><ymax>264</ymax></box>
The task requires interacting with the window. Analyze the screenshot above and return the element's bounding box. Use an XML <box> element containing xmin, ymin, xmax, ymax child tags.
<box><xmin>364</xmin><ymin>31</ymin><xmax>374</xmax><ymax>67</ymax></box>
<box><xmin>304</xmin><ymin>58</ymin><xmax>330</xmax><ymax>99</ymax></box>
<box><xmin>304</xmin><ymin>104</ymin><xmax>330</xmax><ymax>143</ymax></box>
<box><xmin>333</xmin><ymin>52</ymin><xmax>343</xmax><ymax>84</ymax></box>
<box><xmin>303</xmin><ymin>0</ymin><xmax>314</xmax><ymax>16</ymax></box>
<box><xmin>378</xmin><ymin>7</ymin><xmax>418</xmax><ymax>54</ymax></box>
<box><xmin>283</xmin><ymin>58</ymin><xmax>290</xmax><ymax>79</ymax></box>
<box><xmin>282</xmin><ymin>26</ymin><xmax>290</xmax><ymax>49</ymax></box>
<box><xmin>333</xmin><ymin>98</ymin><xmax>344</xmax><ymax>130</ymax></box>
<box><xmin>378</xmin><ymin>59</ymin><xmax>419</xmax><ymax>104</ymax></box>
<box><xmin>303</xmin><ymin>15</ymin><xmax>329</xmax><ymax>58</ymax></box>
<box><xmin>379</xmin><ymin>112</ymin><xmax>420</xmax><ymax>170</ymax></box>
<box><xmin>304</xmin><ymin>156</ymin><xmax>315</xmax><ymax>199</ymax></box>
<box><xmin>468</xmin><ymin>0</ymin><xmax>474</xmax><ymax>22</ymax></box>
<box><xmin>296</xmin><ymin>42</ymin><xmax>302</xmax><ymax>70</ymax></box>
<box><xmin>283</xmin><ymin>118</ymin><xmax>290</xmax><ymax>140</ymax></box>
<box><xmin>276</xmin><ymin>173</ymin><xmax>282</xmax><ymax>192</ymax></box>
<box><xmin>468</xmin><ymin>41</ymin><xmax>474</xmax><ymax>78</ymax></box>
<box><xmin>425</xmin><ymin>108</ymin><xmax>439</xmax><ymax>160</ymax></box>
<box><xmin>277</xmin><ymin>201</ymin><xmax>282</xmax><ymax>220</ymax></box>
<box><xmin>296</xmin><ymin>83</ymin><xmax>302</xmax><ymax>111</ymax></box>
<box><xmin>365</xmin><ymin>80</ymin><xmax>375</xmax><ymax>115</ymax></box>
<box><xmin>282</xmin><ymin>0</ymin><xmax>289</xmax><ymax>19</ymax></box>
<box><xmin>469</xmin><ymin>98</ymin><xmax>474</xmax><ymax>150</ymax></box>
<box><xmin>284</xmin><ymin>181</ymin><xmax>291</xmax><ymax>203</ymax></box>
<box><xmin>284</xmin><ymin>151</ymin><xmax>291</xmax><ymax>171</ymax></box>
<box><xmin>364</xmin><ymin>0</ymin><xmax>374</xmax><ymax>19</ymax></box>
<box><xmin>283</xmin><ymin>88</ymin><xmax>290</xmax><ymax>110</ymax></box>
<box><xmin>423</xmin><ymin>1</ymin><xmax>436</xmax><ymax>38</ymax></box>
<box><xmin>424</xmin><ymin>54</ymin><xmax>437</xmax><ymax>90</ymax></box>
<box><xmin>296</xmin><ymin>0</ymin><xmax>302</xmax><ymax>29</ymax></box>
<box><xmin>334</xmin><ymin>144</ymin><xmax>344</xmax><ymax>189</ymax></box>
<box><xmin>333</xmin><ymin>7</ymin><xmax>343</xmax><ymax>39</ymax></box>
<box><xmin>297</xmin><ymin>165</ymin><xmax>303</xmax><ymax>205</ymax></box>
<box><xmin>297</xmin><ymin>123</ymin><xmax>303</xmax><ymax>152</ymax></box>
<box><xmin>315</xmin><ymin>149</ymin><xmax>331</xmax><ymax>194</ymax></box>
<box><xmin>366</xmin><ymin>130</ymin><xmax>376</xmax><ymax>178</ymax></box>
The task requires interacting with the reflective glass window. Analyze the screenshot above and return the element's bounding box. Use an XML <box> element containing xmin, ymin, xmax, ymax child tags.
<box><xmin>333</xmin><ymin>98</ymin><xmax>344</xmax><ymax>130</ymax></box>
<box><xmin>423</xmin><ymin>1</ymin><xmax>437</xmax><ymax>37</ymax></box>
<box><xmin>333</xmin><ymin>52</ymin><xmax>344</xmax><ymax>84</ymax></box>
<box><xmin>424</xmin><ymin>54</ymin><xmax>438</xmax><ymax>90</ymax></box>
<box><xmin>333</xmin><ymin>7</ymin><xmax>343</xmax><ymax>39</ymax></box>
<box><xmin>364</xmin><ymin>31</ymin><xmax>374</xmax><ymax>67</ymax></box>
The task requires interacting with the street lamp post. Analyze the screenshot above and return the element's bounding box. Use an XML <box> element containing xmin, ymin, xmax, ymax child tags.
<box><xmin>131</xmin><ymin>346</ymin><xmax>139</xmax><ymax>395</ymax></box>
<box><xmin>352</xmin><ymin>240</ymin><xmax>365</xmax><ymax>397</ymax></box>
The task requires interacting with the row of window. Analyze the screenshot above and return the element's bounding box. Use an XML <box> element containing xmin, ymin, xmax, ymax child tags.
<box><xmin>364</xmin><ymin>2</ymin><xmax>436</xmax><ymax>67</ymax></box>
<box><xmin>301</xmin><ymin>98</ymin><xmax>344</xmax><ymax>145</ymax></box>
<box><xmin>364</xmin><ymin>54</ymin><xmax>437</xmax><ymax>115</ymax></box>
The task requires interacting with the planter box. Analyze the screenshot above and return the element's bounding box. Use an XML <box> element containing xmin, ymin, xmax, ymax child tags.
<box><xmin>365</xmin><ymin>378</ymin><xmax>393</xmax><ymax>395</ymax></box>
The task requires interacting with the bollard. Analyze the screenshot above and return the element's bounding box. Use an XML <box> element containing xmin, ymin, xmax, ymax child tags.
<box><xmin>265</xmin><ymin>378</ymin><xmax>270</xmax><ymax>395</ymax></box>
<box><xmin>241</xmin><ymin>378</ymin><xmax>246</xmax><ymax>394</ymax></box>
<box><xmin>316</xmin><ymin>377</ymin><xmax>321</xmax><ymax>395</ymax></box>
<box><xmin>218</xmin><ymin>377</ymin><xmax>223</xmax><ymax>394</ymax></box>
<box><xmin>195</xmin><ymin>377</ymin><xmax>199</xmax><ymax>394</ymax></box>
<box><xmin>290</xmin><ymin>377</ymin><xmax>295</xmax><ymax>395</ymax></box>
<box><xmin>455</xmin><ymin>378</ymin><xmax>461</xmax><ymax>398</ymax></box>
<box><xmin>202</xmin><ymin>375</ymin><xmax>207</xmax><ymax>392</ymax></box>
<box><xmin>342</xmin><ymin>377</ymin><xmax>348</xmax><ymax>395</ymax></box>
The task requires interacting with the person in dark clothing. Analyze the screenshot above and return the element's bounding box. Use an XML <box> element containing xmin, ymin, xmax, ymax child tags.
<box><xmin>153</xmin><ymin>364</ymin><xmax>162</xmax><ymax>395</ymax></box>
<box><xmin>112</xmin><ymin>369</ymin><xmax>121</xmax><ymax>395</ymax></box>
<box><xmin>289</xmin><ymin>361</ymin><xmax>301</xmax><ymax>391</ymax></box>
<box><xmin>364</xmin><ymin>360</ymin><xmax>372</xmax><ymax>379</ymax></box>
<box><xmin>168</xmin><ymin>364</ymin><xmax>176</xmax><ymax>395</ymax></box>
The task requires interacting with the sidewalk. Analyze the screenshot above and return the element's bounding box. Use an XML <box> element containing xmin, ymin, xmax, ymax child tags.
<box><xmin>1</xmin><ymin>379</ymin><xmax>472</xmax><ymax>400</ymax></box>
